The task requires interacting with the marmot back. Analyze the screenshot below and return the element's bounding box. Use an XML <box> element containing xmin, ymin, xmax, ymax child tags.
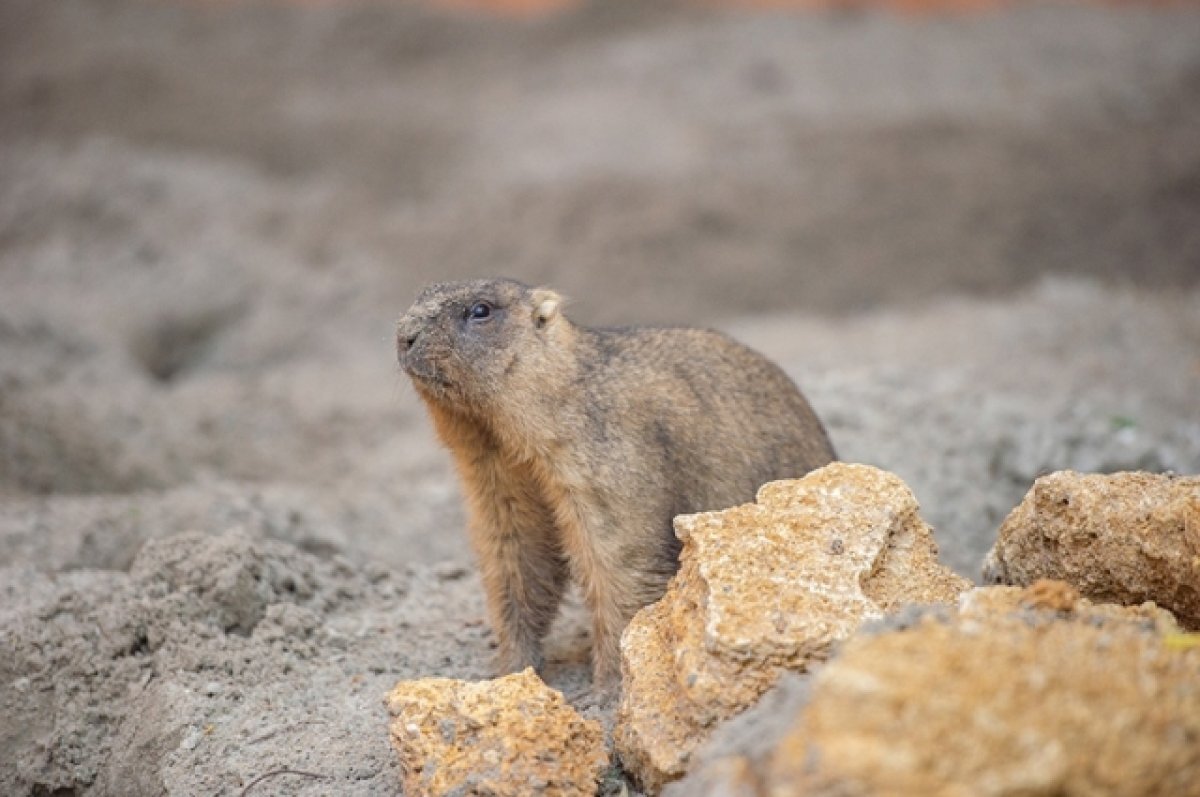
<box><xmin>396</xmin><ymin>278</ymin><xmax>835</xmax><ymax>685</ymax></box>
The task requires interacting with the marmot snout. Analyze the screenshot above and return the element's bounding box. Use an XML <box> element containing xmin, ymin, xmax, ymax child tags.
<box><xmin>397</xmin><ymin>278</ymin><xmax>835</xmax><ymax>685</ymax></box>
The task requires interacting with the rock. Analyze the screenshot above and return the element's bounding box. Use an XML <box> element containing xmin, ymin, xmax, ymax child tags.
<box><xmin>660</xmin><ymin>672</ymin><xmax>814</xmax><ymax>797</ymax></box>
<box><xmin>672</xmin><ymin>583</ymin><xmax>1200</xmax><ymax>797</ymax></box>
<box><xmin>385</xmin><ymin>668</ymin><xmax>608</xmax><ymax>797</ymax></box>
<box><xmin>614</xmin><ymin>463</ymin><xmax>969</xmax><ymax>793</ymax></box>
<box><xmin>984</xmin><ymin>470</ymin><xmax>1200</xmax><ymax>629</ymax></box>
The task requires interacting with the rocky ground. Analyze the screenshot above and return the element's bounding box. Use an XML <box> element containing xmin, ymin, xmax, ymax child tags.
<box><xmin>1</xmin><ymin>1</ymin><xmax>1198</xmax><ymax>794</ymax></box>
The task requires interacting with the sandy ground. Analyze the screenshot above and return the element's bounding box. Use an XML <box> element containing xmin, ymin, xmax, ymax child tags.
<box><xmin>1</xmin><ymin>1</ymin><xmax>1199</xmax><ymax>794</ymax></box>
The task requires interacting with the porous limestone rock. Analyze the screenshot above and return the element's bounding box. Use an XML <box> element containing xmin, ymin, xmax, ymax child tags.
<box><xmin>670</xmin><ymin>582</ymin><xmax>1200</xmax><ymax>797</ymax></box>
<box><xmin>614</xmin><ymin>463</ymin><xmax>969</xmax><ymax>793</ymax></box>
<box><xmin>385</xmin><ymin>668</ymin><xmax>608</xmax><ymax>797</ymax></box>
<box><xmin>984</xmin><ymin>470</ymin><xmax>1200</xmax><ymax>629</ymax></box>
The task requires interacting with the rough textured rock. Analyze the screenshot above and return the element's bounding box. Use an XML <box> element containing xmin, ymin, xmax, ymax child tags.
<box><xmin>672</xmin><ymin>582</ymin><xmax>1200</xmax><ymax>797</ymax></box>
<box><xmin>984</xmin><ymin>470</ymin><xmax>1200</xmax><ymax>630</ymax></box>
<box><xmin>614</xmin><ymin>463</ymin><xmax>969</xmax><ymax>793</ymax></box>
<box><xmin>385</xmin><ymin>668</ymin><xmax>608</xmax><ymax>797</ymax></box>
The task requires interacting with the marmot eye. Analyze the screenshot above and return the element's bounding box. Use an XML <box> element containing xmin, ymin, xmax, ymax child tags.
<box><xmin>467</xmin><ymin>301</ymin><xmax>492</xmax><ymax>320</ymax></box>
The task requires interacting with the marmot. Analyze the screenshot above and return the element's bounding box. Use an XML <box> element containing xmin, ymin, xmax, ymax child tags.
<box><xmin>396</xmin><ymin>278</ymin><xmax>835</xmax><ymax>685</ymax></box>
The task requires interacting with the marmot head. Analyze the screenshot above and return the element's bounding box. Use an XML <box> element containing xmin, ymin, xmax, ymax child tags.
<box><xmin>396</xmin><ymin>278</ymin><xmax>566</xmax><ymax>410</ymax></box>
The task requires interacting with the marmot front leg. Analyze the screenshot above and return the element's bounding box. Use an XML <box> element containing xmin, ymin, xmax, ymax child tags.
<box><xmin>466</xmin><ymin>477</ymin><xmax>569</xmax><ymax>674</ymax></box>
<box><xmin>555</xmin><ymin>497</ymin><xmax>674</xmax><ymax>687</ymax></box>
<box><xmin>584</xmin><ymin>555</ymin><xmax>669</xmax><ymax>687</ymax></box>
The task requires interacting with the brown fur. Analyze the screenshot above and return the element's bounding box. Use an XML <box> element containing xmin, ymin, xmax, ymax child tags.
<box><xmin>396</xmin><ymin>278</ymin><xmax>835</xmax><ymax>684</ymax></box>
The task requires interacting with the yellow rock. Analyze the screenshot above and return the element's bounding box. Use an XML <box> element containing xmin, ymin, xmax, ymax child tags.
<box><xmin>614</xmin><ymin>463</ymin><xmax>969</xmax><ymax>793</ymax></box>
<box><xmin>385</xmin><ymin>668</ymin><xmax>608</xmax><ymax>797</ymax></box>
<box><xmin>674</xmin><ymin>583</ymin><xmax>1200</xmax><ymax>797</ymax></box>
<box><xmin>985</xmin><ymin>470</ymin><xmax>1200</xmax><ymax>629</ymax></box>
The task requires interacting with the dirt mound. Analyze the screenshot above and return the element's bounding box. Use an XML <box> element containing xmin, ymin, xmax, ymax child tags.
<box><xmin>0</xmin><ymin>531</ymin><xmax>504</xmax><ymax>795</ymax></box>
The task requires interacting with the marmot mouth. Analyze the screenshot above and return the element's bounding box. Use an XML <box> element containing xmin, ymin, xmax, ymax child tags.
<box><xmin>401</xmin><ymin>360</ymin><xmax>451</xmax><ymax>389</ymax></box>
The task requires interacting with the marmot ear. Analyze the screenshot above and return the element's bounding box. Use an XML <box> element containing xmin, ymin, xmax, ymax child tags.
<box><xmin>531</xmin><ymin>289</ymin><xmax>563</xmax><ymax>329</ymax></box>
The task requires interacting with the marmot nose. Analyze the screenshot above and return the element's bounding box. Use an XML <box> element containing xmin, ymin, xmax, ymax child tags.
<box><xmin>397</xmin><ymin>322</ymin><xmax>420</xmax><ymax>353</ymax></box>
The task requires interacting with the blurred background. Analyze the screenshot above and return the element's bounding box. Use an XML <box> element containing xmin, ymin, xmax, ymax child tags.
<box><xmin>1</xmin><ymin>0</ymin><xmax>1198</xmax><ymax>576</ymax></box>
<box><xmin>4</xmin><ymin>0</ymin><xmax>1198</xmax><ymax>323</ymax></box>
